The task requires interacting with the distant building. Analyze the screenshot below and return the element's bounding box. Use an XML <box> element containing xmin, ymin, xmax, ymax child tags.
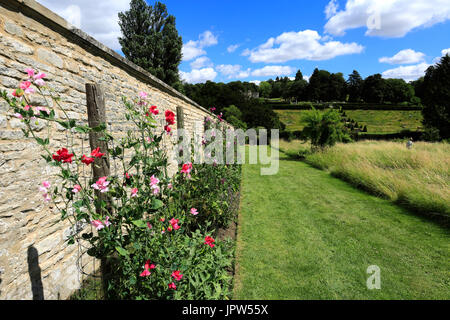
<box><xmin>245</xmin><ymin>90</ymin><xmax>259</xmax><ymax>99</ymax></box>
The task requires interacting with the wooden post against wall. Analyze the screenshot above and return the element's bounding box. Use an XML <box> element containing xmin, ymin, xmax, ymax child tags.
<box><xmin>176</xmin><ymin>106</ymin><xmax>185</xmax><ymax>159</ymax></box>
<box><xmin>85</xmin><ymin>83</ymin><xmax>111</xmax><ymax>297</ymax></box>
<box><xmin>86</xmin><ymin>83</ymin><xmax>110</xmax><ymax>184</ymax></box>
<box><xmin>176</xmin><ymin>106</ymin><xmax>184</xmax><ymax>130</ymax></box>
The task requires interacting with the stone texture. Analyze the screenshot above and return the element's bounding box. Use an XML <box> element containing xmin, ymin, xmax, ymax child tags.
<box><xmin>0</xmin><ymin>34</ymin><xmax>33</xmax><ymax>55</ymax></box>
<box><xmin>37</xmin><ymin>48</ymin><xmax>63</xmax><ymax>69</ymax></box>
<box><xmin>4</xmin><ymin>20</ymin><xmax>23</xmax><ymax>36</ymax></box>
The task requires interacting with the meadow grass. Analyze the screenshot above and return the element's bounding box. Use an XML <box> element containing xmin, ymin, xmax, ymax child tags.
<box><xmin>303</xmin><ymin>141</ymin><xmax>450</xmax><ymax>217</ymax></box>
<box><xmin>233</xmin><ymin>146</ymin><xmax>450</xmax><ymax>299</ymax></box>
<box><xmin>275</xmin><ymin>109</ymin><xmax>423</xmax><ymax>133</ymax></box>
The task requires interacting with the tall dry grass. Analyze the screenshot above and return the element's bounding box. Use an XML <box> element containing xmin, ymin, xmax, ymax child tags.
<box><xmin>304</xmin><ymin>140</ymin><xmax>450</xmax><ymax>217</ymax></box>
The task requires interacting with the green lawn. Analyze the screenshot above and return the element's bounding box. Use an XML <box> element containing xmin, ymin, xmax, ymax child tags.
<box><xmin>275</xmin><ymin>109</ymin><xmax>423</xmax><ymax>133</ymax></box>
<box><xmin>233</xmin><ymin>147</ymin><xmax>449</xmax><ymax>299</ymax></box>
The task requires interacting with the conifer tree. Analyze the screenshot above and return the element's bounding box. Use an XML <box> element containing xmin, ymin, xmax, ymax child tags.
<box><xmin>118</xmin><ymin>0</ymin><xmax>183</xmax><ymax>87</ymax></box>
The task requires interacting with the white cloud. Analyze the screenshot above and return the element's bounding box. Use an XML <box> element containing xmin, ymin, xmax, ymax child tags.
<box><xmin>180</xmin><ymin>68</ymin><xmax>217</xmax><ymax>84</ymax></box>
<box><xmin>182</xmin><ymin>31</ymin><xmax>218</xmax><ymax>61</ymax></box>
<box><xmin>249</xmin><ymin>80</ymin><xmax>261</xmax><ymax>86</ymax></box>
<box><xmin>379</xmin><ymin>49</ymin><xmax>425</xmax><ymax>65</ymax></box>
<box><xmin>198</xmin><ymin>31</ymin><xmax>218</xmax><ymax>47</ymax></box>
<box><xmin>325</xmin><ymin>0</ymin><xmax>339</xmax><ymax>19</ymax></box>
<box><xmin>182</xmin><ymin>41</ymin><xmax>207</xmax><ymax>61</ymax></box>
<box><xmin>216</xmin><ymin>64</ymin><xmax>251</xmax><ymax>79</ymax></box>
<box><xmin>251</xmin><ymin>66</ymin><xmax>296</xmax><ymax>77</ymax></box>
<box><xmin>381</xmin><ymin>63</ymin><xmax>430</xmax><ymax>82</ymax></box>
<box><xmin>442</xmin><ymin>48</ymin><xmax>450</xmax><ymax>56</ymax></box>
<box><xmin>227</xmin><ymin>44</ymin><xmax>240</xmax><ymax>53</ymax></box>
<box><xmin>324</xmin><ymin>0</ymin><xmax>450</xmax><ymax>38</ymax></box>
<box><xmin>244</xmin><ymin>30</ymin><xmax>364</xmax><ymax>63</ymax></box>
<box><xmin>37</xmin><ymin>0</ymin><xmax>129</xmax><ymax>51</ymax></box>
<box><xmin>190</xmin><ymin>56</ymin><xmax>213</xmax><ymax>69</ymax></box>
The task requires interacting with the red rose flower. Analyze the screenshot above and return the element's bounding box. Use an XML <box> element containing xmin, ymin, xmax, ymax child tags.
<box><xmin>204</xmin><ymin>236</ymin><xmax>215</xmax><ymax>248</ymax></box>
<box><xmin>168</xmin><ymin>282</ymin><xmax>176</xmax><ymax>290</ymax></box>
<box><xmin>149</xmin><ymin>105</ymin><xmax>159</xmax><ymax>115</ymax></box>
<box><xmin>91</xmin><ymin>147</ymin><xmax>105</xmax><ymax>158</ymax></box>
<box><xmin>81</xmin><ymin>155</ymin><xmax>95</xmax><ymax>165</ymax></box>
<box><xmin>165</xmin><ymin>110</ymin><xmax>175</xmax><ymax>125</ymax></box>
<box><xmin>52</xmin><ymin>148</ymin><xmax>74</xmax><ymax>163</ymax></box>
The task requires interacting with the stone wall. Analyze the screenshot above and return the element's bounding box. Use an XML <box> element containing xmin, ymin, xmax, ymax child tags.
<box><xmin>0</xmin><ymin>0</ymin><xmax>222</xmax><ymax>299</ymax></box>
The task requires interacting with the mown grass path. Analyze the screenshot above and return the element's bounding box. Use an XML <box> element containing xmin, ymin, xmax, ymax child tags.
<box><xmin>233</xmin><ymin>149</ymin><xmax>449</xmax><ymax>299</ymax></box>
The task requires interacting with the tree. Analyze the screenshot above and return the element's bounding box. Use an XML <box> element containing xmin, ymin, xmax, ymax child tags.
<box><xmin>295</xmin><ymin>69</ymin><xmax>304</xmax><ymax>82</ymax></box>
<box><xmin>259</xmin><ymin>81</ymin><xmax>272</xmax><ymax>98</ymax></box>
<box><xmin>223</xmin><ymin>105</ymin><xmax>247</xmax><ymax>130</ymax></box>
<box><xmin>301</xmin><ymin>108</ymin><xmax>350</xmax><ymax>150</ymax></box>
<box><xmin>362</xmin><ymin>74</ymin><xmax>385</xmax><ymax>103</ymax></box>
<box><xmin>383</xmin><ymin>78</ymin><xmax>415</xmax><ymax>103</ymax></box>
<box><xmin>308</xmin><ymin>68</ymin><xmax>331</xmax><ymax>101</ymax></box>
<box><xmin>118</xmin><ymin>0</ymin><xmax>183</xmax><ymax>87</ymax></box>
<box><xmin>347</xmin><ymin>70</ymin><xmax>363</xmax><ymax>102</ymax></box>
<box><xmin>421</xmin><ymin>54</ymin><xmax>450</xmax><ymax>140</ymax></box>
<box><xmin>270</xmin><ymin>81</ymin><xmax>283</xmax><ymax>98</ymax></box>
<box><xmin>289</xmin><ymin>79</ymin><xmax>308</xmax><ymax>101</ymax></box>
<box><xmin>411</xmin><ymin>77</ymin><xmax>425</xmax><ymax>102</ymax></box>
<box><xmin>328</xmin><ymin>72</ymin><xmax>346</xmax><ymax>101</ymax></box>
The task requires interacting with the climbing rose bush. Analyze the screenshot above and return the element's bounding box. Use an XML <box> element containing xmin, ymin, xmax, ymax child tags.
<box><xmin>1</xmin><ymin>68</ymin><xmax>240</xmax><ymax>300</ymax></box>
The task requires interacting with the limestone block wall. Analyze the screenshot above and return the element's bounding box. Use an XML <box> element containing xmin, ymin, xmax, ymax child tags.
<box><xmin>0</xmin><ymin>0</ymin><xmax>224</xmax><ymax>299</ymax></box>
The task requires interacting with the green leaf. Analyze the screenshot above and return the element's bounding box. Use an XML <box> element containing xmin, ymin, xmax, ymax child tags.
<box><xmin>41</xmin><ymin>154</ymin><xmax>52</xmax><ymax>163</ymax></box>
<box><xmin>115</xmin><ymin>246</ymin><xmax>129</xmax><ymax>256</ymax></box>
<box><xmin>92</xmin><ymin>123</ymin><xmax>107</xmax><ymax>132</ymax></box>
<box><xmin>35</xmin><ymin>137</ymin><xmax>49</xmax><ymax>146</ymax></box>
<box><xmin>75</xmin><ymin>125</ymin><xmax>90</xmax><ymax>133</ymax></box>
<box><xmin>73</xmin><ymin>200</ymin><xmax>84</xmax><ymax>209</ymax></box>
<box><xmin>131</xmin><ymin>219</ymin><xmax>147</xmax><ymax>228</ymax></box>
<box><xmin>61</xmin><ymin>169</ymin><xmax>71</xmax><ymax>179</ymax></box>
<box><xmin>151</xmin><ymin>198</ymin><xmax>164</xmax><ymax>210</ymax></box>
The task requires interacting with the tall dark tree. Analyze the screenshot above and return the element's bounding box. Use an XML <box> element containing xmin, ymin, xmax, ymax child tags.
<box><xmin>289</xmin><ymin>78</ymin><xmax>308</xmax><ymax>101</ymax></box>
<box><xmin>384</xmin><ymin>78</ymin><xmax>415</xmax><ymax>103</ymax></box>
<box><xmin>347</xmin><ymin>70</ymin><xmax>363</xmax><ymax>102</ymax></box>
<box><xmin>328</xmin><ymin>73</ymin><xmax>347</xmax><ymax>101</ymax></box>
<box><xmin>362</xmin><ymin>74</ymin><xmax>385</xmax><ymax>103</ymax></box>
<box><xmin>294</xmin><ymin>69</ymin><xmax>304</xmax><ymax>82</ymax></box>
<box><xmin>421</xmin><ymin>54</ymin><xmax>450</xmax><ymax>139</ymax></box>
<box><xmin>411</xmin><ymin>77</ymin><xmax>425</xmax><ymax>101</ymax></box>
<box><xmin>308</xmin><ymin>68</ymin><xmax>331</xmax><ymax>101</ymax></box>
<box><xmin>118</xmin><ymin>0</ymin><xmax>183</xmax><ymax>87</ymax></box>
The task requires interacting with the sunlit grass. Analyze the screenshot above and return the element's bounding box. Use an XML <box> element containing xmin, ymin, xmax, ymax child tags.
<box><xmin>275</xmin><ymin>109</ymin><xmax>423</xmax><ymax>134</ymax></box>
<box><xmin>304</xmin><ymin>141</ymin><xmax>450</xmax><ymax>217</ymax></box>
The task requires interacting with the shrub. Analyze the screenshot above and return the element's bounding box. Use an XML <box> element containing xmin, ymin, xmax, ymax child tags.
<box><xmin>301</xmin><ymin>107</ymin><xmax>351</xmax><ymax>150</ymax></box>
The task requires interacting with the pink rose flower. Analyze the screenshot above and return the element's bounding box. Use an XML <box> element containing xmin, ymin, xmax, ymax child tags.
<box><xmin>91</xmin><ymin>176</ymin><xmax>109</xmax><ymax>193</ymax></box>
<box><xmin>171</xmin><ymin>270</ymin><xmax>183</xmax><ymax>281</ymax></box>
<box><xmin>91</xmin><ymin>220</ymin><xmax>105</xmax><ymax>230</ymax></box>
<box><xmin>104</xmin><ymin>216</ymin><xmax>111</xmax><ymax>227</ymax></box>
<box><xmin>168</xmin><ymin>282</ymin><xmax>176</xmax><ymax>290</ymax></box>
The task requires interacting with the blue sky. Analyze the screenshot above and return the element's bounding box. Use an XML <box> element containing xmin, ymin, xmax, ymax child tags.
<box><xmin>38</xmin><ymin>0</ymin><xmax>450</xmax><ymax>84</ymax></box>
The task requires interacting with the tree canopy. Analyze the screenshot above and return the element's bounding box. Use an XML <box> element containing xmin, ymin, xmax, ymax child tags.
<box><xmin>118</xmin><ymin>0</ymin><xmax>183</xmax><ymax>87</ymax></box>
<box><xmin>421</xmin><ymin>54</ymin><xmax>450</xmax><ymax>140</ymax></box>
